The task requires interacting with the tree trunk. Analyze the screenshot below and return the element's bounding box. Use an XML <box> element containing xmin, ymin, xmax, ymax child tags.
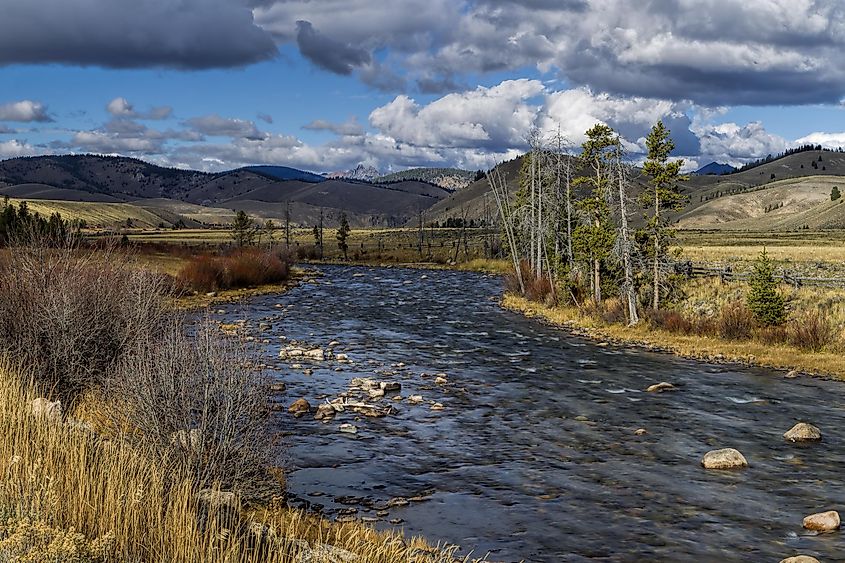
<box><xmin>617</xmin><ymin>159</ymin><xmax>638</xmax><ymax>325</ymax></box>
<box><xmin>653</xmin><ymin>192</ymin><xmax>661</xmax><ymax>310</ymax></box>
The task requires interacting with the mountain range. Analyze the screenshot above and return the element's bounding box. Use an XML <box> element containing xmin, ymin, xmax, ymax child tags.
<box><xmin>2</xmin><ymin>150</ymin><xmax>844</xmax><ymax>232</ymax></box>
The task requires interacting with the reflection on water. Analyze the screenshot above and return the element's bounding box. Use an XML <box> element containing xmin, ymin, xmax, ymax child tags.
<box><xmin>213</xmin><ymin>265</ymin><xmax>845</xmax><ymax>562</ymax></box>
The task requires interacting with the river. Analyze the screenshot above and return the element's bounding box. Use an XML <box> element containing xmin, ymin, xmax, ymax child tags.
<box><xmin>212</xmin><ymin>265</ymin><xmax>845</xmax><ymax>562</ymax></box>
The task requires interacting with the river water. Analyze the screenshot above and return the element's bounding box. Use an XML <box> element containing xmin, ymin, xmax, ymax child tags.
<box><xmin>212</xmin><ymin>265</ymin><xmax>845</xmax><ymax>562</ymax></box>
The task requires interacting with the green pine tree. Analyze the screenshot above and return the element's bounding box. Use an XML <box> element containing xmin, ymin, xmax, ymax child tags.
<box><xmin>230</xmin><ymin>210</ymin><xmax>257</xmax><ymax>247</ymax></box>
<box><xmin>336</xmin><ymin>212</ymin><xmax>351</xmax><ymax>260</ymax></box>
<box><xmin>642</xmin><ymin>120</ymin><xmax>688</xmax><ymax>310</ymax></box>
<box><xmin>574</xmin><ymin>123</ymin><xmax>619</xmax><ymax>304</ymax></box>
<box><xmin>831</xmin><ymin>186</ymin><xmax>841</xmax><ymax>201</ymax></box>
<box><xmin>746</xmin><ymin>249</ymin><xmax>786</xmax><ymax>326</ymax></box>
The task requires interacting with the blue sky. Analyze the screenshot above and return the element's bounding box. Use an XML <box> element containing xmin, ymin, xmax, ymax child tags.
<box><xmin>1</xmin><ymin>0</ymin><xmax>845</xmax><ymax>173</ymax></box>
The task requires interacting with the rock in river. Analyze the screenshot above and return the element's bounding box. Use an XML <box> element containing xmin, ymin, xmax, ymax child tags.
<box><xmin>339</xmin><ymin>424</ymin><xmax>358</xmax><ymax>434</ymax></box>
<box><xmin>803</xmin><ymin>510</ymin><xmax>840</xmax><ymax>532</ymax></box>
<box><xmin>288</xmin><ymin>398</ymin><xmax>311</xmax><ymax>417</ymax></box>
<box><xmin>646</xmin><ymin>382</ymin><xmax>676</xmax><ymax>393</ymax></box>
<box><xmin>701</xmin><ymin>448</ymin><xmax>748</xmax><ymax>470</ymax></box>
<box><xmin>315</xmin><ymin>404</ymin><xmax>336</xmax><ymax>420</ymax></box>
<box><xmin>784</xmin><ymin>422</ymin><xmax>822</xmax><ymax>443</ymax></box>
<box><xmin>780</xmin><ymin>557</ymin><xmax>821</xmax><ymax>563</ymax></box>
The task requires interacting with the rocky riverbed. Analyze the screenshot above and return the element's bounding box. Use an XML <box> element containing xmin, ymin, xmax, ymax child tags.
<box><xmin>207</xmin><ymin>265</ymin><xmax>845</xmax><ymax>562</ymax></box>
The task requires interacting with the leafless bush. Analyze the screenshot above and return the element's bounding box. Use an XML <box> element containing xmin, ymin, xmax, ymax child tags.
<box><xmin>0</xmin><ymin>235</ymin><xmax>171</xmax><ymax>402</ymax></box>
<box><xmin>788</xmin><ymin>309</ymin><xmax>837</xmax><ymax>352</ymax></box>
<box><xmin>178</xmin><ymin>248</ymin><xmax>291</xmax><ymax>292</ymax></box>
<box><xmin>717</xmin><ymin>300</ymin><xmax>754</xmax><ymax>340</ymax></box>
<box><xmin>106</xmin><ymin>319</ymin><xmax>272</xmax><ymax>492</ymax></box>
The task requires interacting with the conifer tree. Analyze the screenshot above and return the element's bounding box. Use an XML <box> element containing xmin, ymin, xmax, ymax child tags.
<box><xmin>642</xmin><ymin>121</ymin><xmax>687</xmax><ymax>310</ymax></box>
<box><xmin>747</xmin><ymin>249</ymin><xmax>786</xmax><ymax>326</ymax></box>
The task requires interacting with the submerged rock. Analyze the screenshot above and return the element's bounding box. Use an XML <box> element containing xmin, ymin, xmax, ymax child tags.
<box><xmin>434</xmin><ymin>376</ymin><xmax>448</xmax><ymax>385</ymax></box>
<box><xmin>634</xmin><ymin>428</ymin><xmax>648</xmax><ymax>436</ymax></box>
<box><xmin>339</xmin><ymin>423</ymin><xmax>358</xmax><ymax>434</ymax></box>
<box><xmin>701</xmin><ymin>448</ymin><xmax>748</xmax><ymax>469</ymax></box>
<box><xmin>288</xmin><ymin>398</ymin><xmax>311</xmax><ymax>417</ymax></box>
<box><xmin>784</xmin><ymin>423</ymin><xmax>822</xmax><ymax>443</ymax></box>
<box><xmin>803</xmin><ymin>510</ymin><xmax>840</xmax><ymax>532</ymax></box>
<box><xmin>646</xmin><ymin>382</ymin><xmax>676</xmax><ymax>393</ymax></box>
<box><xmin>380</xmin><ymin>381</ymin><xmax>401</xmax><ymax>392</ymax></box>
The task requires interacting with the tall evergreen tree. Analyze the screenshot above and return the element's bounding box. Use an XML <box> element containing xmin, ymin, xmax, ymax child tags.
<box><xmin>642</xmin><ymin>121</ymin><xmax>687</xmax><ymax>310</ymax></box>
<box><xmin>336</xmin><ymin>212</ymin><xmax>351</xmax><ymax>260</ymax></box>
<box><xmin>573</xmin><ymin>124</ymin><xmax>618</xmax><ymax>304</ymax></box>
<box><xmin>230</xmin><ymin>210</ymin><xmax>257</xmax><ymax>247</ymax></box>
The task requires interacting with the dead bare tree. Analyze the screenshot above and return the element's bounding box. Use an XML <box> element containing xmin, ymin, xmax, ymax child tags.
<box><xmin>614</xmin><ymin>147</ymin><xmax>639</xmax><ymax>325</ymax></box>
<box><xmin>487</xmin><ymin>166</ymin><xmax>525</xmax><ymax>293</ymax></box>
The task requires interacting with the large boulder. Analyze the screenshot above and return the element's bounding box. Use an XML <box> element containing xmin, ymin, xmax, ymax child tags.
<box><xmin>701</xmin><ymin>448</ymin><xmax>748</xmax><ymax>469</ymax></box>
<box><xmin>784</xmin><ymin>423</ymin><xmax>822</xmax><ymax>443</ymax></box>
<box><xmin>803</xmin><ymin>510</ymin><xmax>840</xmax><ymax>532</ymax></box>
<box><xmin>30</xmin><ymin>398</ymin><xmax>62</xmax><ymax>422</ymax></box>
<box><xmin>288</xmin><ymin>398</ymin><xmax>311</xmax><ymax>417</ymax></box>
<box><xmin>780</xmin><ymin>557</ymin><xmax>821</xmax><ymax>563</ymax></box>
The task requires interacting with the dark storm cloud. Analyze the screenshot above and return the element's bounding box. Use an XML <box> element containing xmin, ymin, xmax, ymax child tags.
<box><xmin>0</xmin><ymin>0</ymin><xmax>277</xmax><ymax>69</ymax></box>
<box><xmin>295</xmin><ymin>20</ymin><xmax>371</xmax><ymax>75</ymax></box>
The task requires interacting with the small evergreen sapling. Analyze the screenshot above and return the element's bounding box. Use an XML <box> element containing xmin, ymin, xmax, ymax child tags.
<box><xmin>746</xmin><ymin>249</ymin><xmax>786</xmax><ymax>326</ymax></box>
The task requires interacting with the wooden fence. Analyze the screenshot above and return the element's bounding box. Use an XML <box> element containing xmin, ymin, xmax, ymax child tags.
<box><xmin>673</xmin><ymin>261</ymin><xmax>845</xmax><ymax>289</ymax></box>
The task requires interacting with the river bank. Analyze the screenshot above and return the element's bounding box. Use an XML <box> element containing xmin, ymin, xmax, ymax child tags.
<box><xmin>502</xmin><ymin>293</ymin><xmax>845</xmax><ymax>380</ymax></box>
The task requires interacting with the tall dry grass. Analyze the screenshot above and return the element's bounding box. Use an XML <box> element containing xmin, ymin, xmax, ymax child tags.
<box><xmin>0</xmin><ymin>366</ymin><xmax>471</xmax><ymax>562</ymax></box>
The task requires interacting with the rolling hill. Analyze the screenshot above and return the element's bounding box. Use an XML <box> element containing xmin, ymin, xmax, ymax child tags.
<box><xmin>0</xmin><ymin>154</ymin><xmax>452</xmax><ymax>229</ymax></box>
<box><xmin>427</xmin><ymin>149</ymin><xmax>845</xmax><ymax>230</ymax></box>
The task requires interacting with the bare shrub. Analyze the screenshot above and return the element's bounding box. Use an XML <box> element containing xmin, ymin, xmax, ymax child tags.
<box><xmin>177</xmin><ymin>254</ymin><xmax>227</xmax><ymax>292</ymax></box>
<box><xmin>645</xmin><ymin>309</ymin><xmax>694</xmax><ymax>334</ymax></box>
<box><xmin>788</xmin><ymin>309</ymin><xmax>836</xmax><ymax>352</ymax></box>
<box><xmin>106</xmin><ymin>319</ymin><xmax>272</xmax><ymax>492</ymax></box>
<box><xmin>717</xmin><ymin>300</ymin><xmax>754</xmax><ymax>340</ymax></box>
<box><xmin>600</xmin><ymin>298</ymin><xmax>627</xmax><ymax>324</ymax></box>
<box><xmin>0</xmin><ymin>237</ymin><xmax>170</xmax><ymax>402</ymax></box>
<box><xmin>226</xmin><ymin>248</ymin><xmax>289</xmax><ymax>288</ymax></box>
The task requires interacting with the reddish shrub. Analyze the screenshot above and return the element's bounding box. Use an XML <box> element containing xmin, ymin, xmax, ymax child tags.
<box><xmin>645</xmin><ymin>309</ymin><xmax>694</xmax><ymax>334</ymax></box>
<box><xmin>178</xmin><ymin>248</ymin><xmax>290</xmax><ymax>293</ymax></box>
<box><xmin>178</xmin><ymin>255</ymin><xmax>227</xmax><ymax>292</ymax></box>
<box><xmin>226</xmin><ymin>249</ymin><xmax>289</xmax><ymax>288</ymax></box>
<box><xmin>717</xmin><ymin>300</ymin><xmax>754</xmax><ymax>340</ymax></box>
<box><xmin>788</xmin><ymin>310</ymin><xmax>836</xmax><ymax>352</ymax></box>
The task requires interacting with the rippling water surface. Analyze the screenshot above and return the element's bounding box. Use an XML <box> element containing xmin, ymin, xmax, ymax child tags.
<box><xmin>213</xmin><ymin>265</ymin><xmax>845</xmax><ymax>562</ymax></box>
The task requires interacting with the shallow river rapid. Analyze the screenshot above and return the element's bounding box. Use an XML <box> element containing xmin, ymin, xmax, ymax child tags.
<box><xmin>212</xmin><ymin>265</ymin><xmax>845</xmax><ymax>562</ymax></box>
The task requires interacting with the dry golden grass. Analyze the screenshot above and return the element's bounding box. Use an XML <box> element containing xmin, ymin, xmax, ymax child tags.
<box><xmin>0</xmin><ymin>365</ymin><xmax>472</xmax><ymax>562</ymax></box>
<box><xmin>503</xmin><ymin>293</ymin><xmax>845</xmax><ymax>379</ymax></box>
<box><xmin>680</xmin><ymin>244</ymin><xmax>845</xmax><ymax>264</ymax></box>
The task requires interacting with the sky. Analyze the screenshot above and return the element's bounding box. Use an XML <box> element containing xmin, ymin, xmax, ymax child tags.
<box><xmin>1</xmin><ymin>0</ymin><xmax>845</xmax><ymax>174</ymax></box>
